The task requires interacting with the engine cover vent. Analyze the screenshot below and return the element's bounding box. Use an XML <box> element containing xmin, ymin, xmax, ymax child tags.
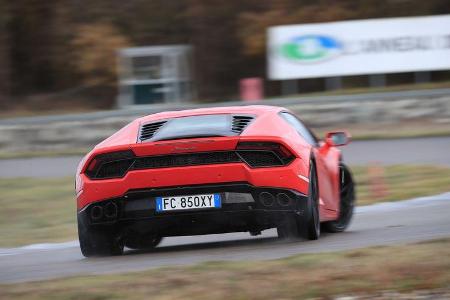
<box><xmin>139</xmin><ymin>121</ymin><xmax>167</xmax><ymax>141</ymax></box>
<box><xmin>231</xmin><ymin>115</ymin><xmax>254</xmax><ymax>134</ymax></box>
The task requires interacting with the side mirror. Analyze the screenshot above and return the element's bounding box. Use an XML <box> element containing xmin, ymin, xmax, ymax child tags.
<box><xmin>325</xmin><ymin>131</ymin><xmax>351</xmax><ymax>147</ymax></box>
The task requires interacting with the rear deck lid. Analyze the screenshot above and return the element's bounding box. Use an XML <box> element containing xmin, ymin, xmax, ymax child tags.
<box><xmin>138</xmin><ymin>114</ymin><xmax>254</xmax><ymax>143</ymax></box>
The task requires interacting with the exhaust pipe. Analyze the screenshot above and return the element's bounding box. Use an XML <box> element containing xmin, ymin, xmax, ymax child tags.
<box><xmin>90</xmin><ymin>205</ymin><xmax>103</xmax><ymax>220</ymax></box>
<box><xmin>104</xmin><ymin>202</ymin><xmax>118</xmax><ymax>219</ymax></box>
<box><xmin>277</xmin><ymin>193</ymin><xmax>291</xmax><ymax>206</ymax></box>
<box><xmin>259</xmin><ymin>192</ymin><xmax>275</xmax><ymax>207</ymax></box>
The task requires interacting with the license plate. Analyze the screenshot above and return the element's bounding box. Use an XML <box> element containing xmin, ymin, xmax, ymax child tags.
<box><xmin>155</xmin><ymin>194</ymin><xmax>221</xmax><ymax>212</ymax></box>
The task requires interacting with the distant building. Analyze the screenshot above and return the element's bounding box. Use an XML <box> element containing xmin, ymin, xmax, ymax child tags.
<box><xmin>117</xmin><ymin>45</ymin><xmax>195</xmax><ymax>107</ymax></box>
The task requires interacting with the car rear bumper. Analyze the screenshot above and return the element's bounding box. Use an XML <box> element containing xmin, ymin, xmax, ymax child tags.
<box><xmin>77</xmin><ymin>183</ymin><xmax>309</xmax><ymax>236</ymax></box>
<box><xmin>76</xmin><ymin>159</ymin><xmax>309</xmax><ymax>210</ymax></box>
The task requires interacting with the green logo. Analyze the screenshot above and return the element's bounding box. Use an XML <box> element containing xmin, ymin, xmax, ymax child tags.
<box><xmin>281</xmin><ymin>35</ymin><xmax>343</xmax><ymax>63</ymax></box>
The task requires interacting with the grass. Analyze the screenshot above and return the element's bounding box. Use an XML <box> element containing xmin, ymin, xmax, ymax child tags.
<box><xmin>0</xmin><ymin>165</ymin><xmax>449</xmax><ymax>247</ymax></box>
<box><xmin>0</xmin><ymin>177</ymin><xmax>76</xmax><ymax>247</ymax></box>
<box><xmin>0</xmin><ymin>149</ymin><xmax>89</xmax><ymax>160</ymax></box>
<box><xmin>353</xmin><ymin>165</ymin><xmax>450</xmax><ymax>205</ymax></box>
<box><xmin>1</xmin><ymin>238</ymin><xmax>450</xmax><ymax>299</ymax></box>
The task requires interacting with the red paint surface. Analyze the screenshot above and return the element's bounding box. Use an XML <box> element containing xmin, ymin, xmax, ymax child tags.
<box><xmin>76</xmin><ymin>105</ymin><xmax>348</xmax><ymax>222</ymax></box>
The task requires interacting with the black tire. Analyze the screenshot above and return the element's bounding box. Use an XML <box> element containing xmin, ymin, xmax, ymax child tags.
<box><xmin>78</xmin><ymin>216</ymin><xmax>124</xmax><ymax>257</ymax></box>
<box><xmin>298</xmin><ymin>160</ymin><xmax>321</xmax><ymax>240</ymax></box>
<box><xmin>125</xmin><ymin>234</ymin><xmax>163</xmax><ymax>250</ymax></box>
<box><xmin>322</xmin><ymin>163</ymin><xmax>355</xmax><ymax>233</ymax></box>
<box><xmin>277</xmin><ymin>159</ymin><xmax>320</xmax><ymax>240</ymax></box>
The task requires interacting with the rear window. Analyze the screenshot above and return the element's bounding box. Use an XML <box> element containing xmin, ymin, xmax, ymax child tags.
<box><xmin>154</xmin><ymin>115</ymin><xmax>229</xmax><ymax>141</ymax></box>
<box><xmin>279</xmin><ymin>112</ymin><xmax>318</xmax><ymax>146</ymax></box>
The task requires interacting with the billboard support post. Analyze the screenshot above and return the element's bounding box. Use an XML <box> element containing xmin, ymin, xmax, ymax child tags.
<box><xmin>281</xmin><ymin>80</ymin><xmax>298</xmax><ymax>96</ymax></box>
<box><xmin>369</xmin><ymin>74</ymin><xmax>386</xmax><ymax>88</ymax></box>
<box><xmin>325</xmin><ymin>77</ymin><xmax>342</xmax><ymax>90</ymax></box>
<box><xmin>414</xmin><ymin>71</ymin><xmax>431</xmax><ymax>84</ymax></box>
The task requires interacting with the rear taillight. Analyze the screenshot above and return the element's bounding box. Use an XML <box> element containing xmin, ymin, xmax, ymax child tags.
<box><xmin>85</xmin><ymin>150</ymin><xmax>135</xmax><ymax>179</ymax></box>
<box><xmin>236</xmin><ymin>142</ymin><xmax>295</xmax><ymax>167</ymax></box>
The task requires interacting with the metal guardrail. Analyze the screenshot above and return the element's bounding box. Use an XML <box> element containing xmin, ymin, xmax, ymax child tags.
<box><xmin>1</xmin><ymin>88</ymin><xmax>450</xmax><ymax>126</ymax></box>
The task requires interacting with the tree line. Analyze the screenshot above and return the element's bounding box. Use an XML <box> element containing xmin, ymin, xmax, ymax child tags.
<box><xmin>0</xmin><ymin>0</ymin><xmax>448</xmax><ymax>110</ymax></box>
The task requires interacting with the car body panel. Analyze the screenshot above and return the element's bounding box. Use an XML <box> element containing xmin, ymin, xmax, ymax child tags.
<box><xmin>76</xmin><ymin>105</ymin><xmax>344</xmax><ymax>223</ymax></box>
<box><xmin>314</xmin><ymin>143</ymin><xmax>341</xmax><ymax>215</ymax></box>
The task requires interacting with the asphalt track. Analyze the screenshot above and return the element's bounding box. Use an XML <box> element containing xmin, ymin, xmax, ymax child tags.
<box><xmin>1</xmin><ymin>192</ymin><xmax>449</xmax><ymax>283</ymax></box>
<box><xmin>1</xmin><ymin>136</ymin><xmax>449</xmax><ymax>178</ymax></box>
<box><xmin>0</xmin><ymin>136</ymin><xmax>449</xmax><ymax>283</ymax></box>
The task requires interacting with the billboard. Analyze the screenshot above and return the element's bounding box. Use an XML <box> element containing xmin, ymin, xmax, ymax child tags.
<box><xmin>268</xmin><ymin>15</ymin><xmax>450</xmax><ymax>80</ymax></box>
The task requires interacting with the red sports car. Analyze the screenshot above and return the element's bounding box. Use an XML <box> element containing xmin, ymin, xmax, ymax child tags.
<box><xmin>76</xmin><ymin>105</ymin><xmax>355</xmax><ymax>256</ymax></box>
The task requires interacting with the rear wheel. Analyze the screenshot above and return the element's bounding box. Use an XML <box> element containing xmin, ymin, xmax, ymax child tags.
<box><xmin>299</xmin><ymin>160</ymin><xmax>320</xmax><ymax>240</ymax></box>
<box><xmin>277</xmin><ymin>160</ymin><xmax>320</xmax><ymax>240</ymax></box>
<box><xmin>322</xmin><ymin>163</ymin><xmax>355</xmax><ymax>233</ymax></box>
<box><xmin>78</xmin><ymin>216</ymin><xmax>124</xmax><ymax>257</ymax></box>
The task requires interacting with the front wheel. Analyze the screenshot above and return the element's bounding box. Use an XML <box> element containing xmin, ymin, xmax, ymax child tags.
<box><xmin>322</xmin><ymin>163</ymin><xmax>355</xmax><ymax>233</ymax></box>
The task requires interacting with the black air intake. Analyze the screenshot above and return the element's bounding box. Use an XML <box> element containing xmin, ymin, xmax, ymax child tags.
<box><xmin>237</xmin><ymin>151</ymin><xmax>283</xmax><ymax>167</ymax></box>
<box><xmin>231</xmin><ymin>116</ymin><xmax>254</xmax><ymax>134</ymax></box>
<box><xmin>139</xmin><ymin>121</ymin><xmax>167</xmax><ymax>141</ymax></box>
<box><xmin>84</xmin><ymin>142</ymin><xmax>295</xmax><ymax>180</ymax></box>
<box><xmin>86</xmin><ymin>151</ymin><xmax>241</xmax><ymax>180</ymax></box>
<box><xmin>132</xmin><ymin>151</ymin><xmax>241</xmax><ymax>170</ymax></box>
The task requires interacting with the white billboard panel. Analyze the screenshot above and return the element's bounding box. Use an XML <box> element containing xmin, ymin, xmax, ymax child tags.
<box><xmin>268</xmin><ymin>15</ymin><xmax>450</xmax><ymax>80</ymax></box>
